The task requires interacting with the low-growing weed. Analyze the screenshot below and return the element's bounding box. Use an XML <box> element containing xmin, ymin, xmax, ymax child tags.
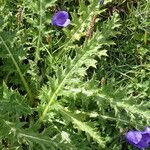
<box><xmin>0</xmin><ymin>0</ymin><xmax>150</xmax><ymax>149</ymax></box>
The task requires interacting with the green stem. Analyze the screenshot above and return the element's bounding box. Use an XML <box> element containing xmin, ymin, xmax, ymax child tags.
<box><xmin>36</xmin><ymin>0</ymin><xmax>42</xmax><ymax>62</ymax></box>
<box><xmin>0</xmin><ymin>35</ymin><xmax>33</xmax><ymax>103</ymax></box>
<box><xmin>34</xmin><ymin>49</ymin><xmax>85</xmax><ymax>125</ymax></box>
<box><xmin>39</xmin><ymin>72</ymin><xmax>70</xmax><ymax>122</ymax></box>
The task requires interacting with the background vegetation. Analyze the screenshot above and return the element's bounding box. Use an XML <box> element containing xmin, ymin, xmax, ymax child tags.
<box><xmin>0</xmin><ymin>0</ymin><xmax>150</xmax><ymax>149</ymax></box>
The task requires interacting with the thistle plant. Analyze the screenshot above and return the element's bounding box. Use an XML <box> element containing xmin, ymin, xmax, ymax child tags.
<box><xmin>0</xmin><ymin>0</ymin><xmax>150</xmax><ymax>149</ymax></box>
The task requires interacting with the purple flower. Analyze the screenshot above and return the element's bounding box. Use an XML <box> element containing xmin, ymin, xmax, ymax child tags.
<box><xmin>125</xmin><ymin>127</ymin><xmax>150</xmax><ymax>149</ymax></box>
<box><xmin>51</xmin><ymin>11</ymin><xmax>70</xmax><ymax>27</ymax></box>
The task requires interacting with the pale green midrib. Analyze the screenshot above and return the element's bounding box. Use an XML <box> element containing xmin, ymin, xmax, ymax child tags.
<box><xmin>39</xmin><ymin>63</ymin><xmax>75</xmax><ymax>121</ymax></box>
<box><xmin>59</xmin><ymin>107</ymin><xmax>106</xmax><ymax>147</ymax></box>
<box><xmin>3</xmin><ymin>119</ymin><xmax>56</xmax><ymax>146</ymax></box>
<box><xmin>39</xmin><ymin>44</ymin><xmax>91</xmax><ymax>122</ymax></box>
<box><xmin>116</xmin><ymin>102</ymin><xmax>150</xmax><ymax>120</ymax></box>
<box><xmin>0</xmin><ymin>35</ymin><xmax>33</xmax><ymax>102</ymax></box>
<box><xmin>82</xmin><ymin>111</ymin><xmax>139</xmax><ymax>125</ymax></box>
<box><xmin>19</xmin><ymin>133</ymin><xmax>53</xmax><ymax>143</ymax></box>
<box><xmin>99</xmin><ymin>94</ymin><xmax>150</xmax><ymax>121</ymax></box>
<box><xmin>99</xmin><ymin>114</ymin><xmax>135</xmax><ymax>124</ymax></box>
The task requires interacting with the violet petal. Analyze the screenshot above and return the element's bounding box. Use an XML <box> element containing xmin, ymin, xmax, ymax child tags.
<box><xmin>51</xmin><ymin>11</ymin><xmax>70</xmax><ymax>27</ymax></box>
<box><xmin>125</xmin><ymin>128</ymin><xmax>150</xmax><ymax>149</ymax></box>
<box><xmin>126</xmin><ymin>131</ymin><xmax>142</xmax><ymax>144</ymax></box>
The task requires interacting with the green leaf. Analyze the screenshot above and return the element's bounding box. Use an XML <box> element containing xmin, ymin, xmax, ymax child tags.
<box><xmin>59</xmin><ymin>106</ymin><xmax>106</xmax><ymax>148</ymax></box>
